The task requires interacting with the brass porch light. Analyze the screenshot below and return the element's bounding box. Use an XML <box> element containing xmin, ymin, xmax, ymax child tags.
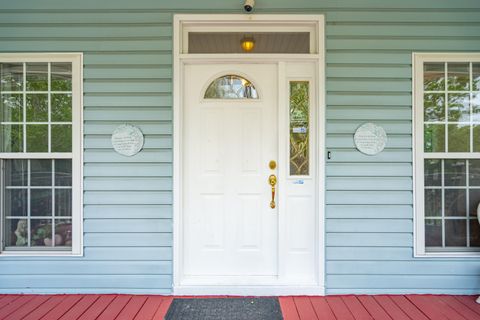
<box><xmin>241</xmin><ymin>36</ymin><xmax>255</xmax><ymax>52</ymax></box>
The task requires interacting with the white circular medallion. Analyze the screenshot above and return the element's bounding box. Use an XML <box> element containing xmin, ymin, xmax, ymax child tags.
<box><xmin>354</xmin><ymin>123</ymin><xmax>387</xmax><ymax>156</ymax></box>
<box><xmin>111</xmin><ymin>124</ymin><xmax>144</xmax><ymax>157</ymax></box>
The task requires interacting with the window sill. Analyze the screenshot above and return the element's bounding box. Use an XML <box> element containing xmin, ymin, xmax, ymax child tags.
<box><xmin>415</xmin><ymin>251</ymin><xmax>480</xmax><ymax>258</ymax></box>
<box><xmin>0</xmin><ymin>250</ymin><xmax>83</xmax><ymax>257</ymax></box>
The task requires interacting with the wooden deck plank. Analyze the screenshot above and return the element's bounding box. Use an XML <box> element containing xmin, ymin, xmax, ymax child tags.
<box><xmin>422</xmin><ymin>295</ymin><xmax>468</xmax><ymax>320</ymax></box>
<box><xmin>342</xmin><ymin>296</ymin><xmax>373</xmax><ymax>320</ymax></box>
<box><xmin>77</xmin><ymin>295</ymin><xmax>117</xmax><ymax>320</ymax></box>
<box><xmin>0</xmin><ymin>295</ymin><xmax>21</xmax><ymax>312</ymax></box>
<box><xmin>59</xmin><ymin>295</ymin><xmax>101</xmax><ymax>320</ymax></box>
<box><xmin>152</xmin><ymin>297</ymin><xmax>173</xmax><ymax>320</ymax></box>
<box><xmin>0</xmin><ymin>295</ymin><xmax>35</xmax><ymax>320</ymax></box>
<box><xmin>453</xmin><ymin>296</ymin><xmax>480</xmax><ymax>316</ymax></box>
<box><xmin>115</xmin><ymin>296</ymin><xmax>148</xmax><ymax>320</ymax></box>
<box><xmin>357</xmin><ymin>296</ymin><xmax>392</xmax><ymax>320</ymax></box>
<box><xmin>7</xmin><ymin>295</ymin><xmax>51</xmax><ymax>320</ymax></box>
<box><xmin>40</xmin><ymin>295</ymin><xmax>84</xmax><ymax>320</ymax></box>
<box><xmin>96</xmin><ymin>295</ymin><xmax>132</xmax><ymax>320</ymax></box>
<box><xmin>294</xmin><ymin>297</ymin><xmax>319</xmax><ymax>320</ymax></box>
<box><xmin>310</xmin><ymin>297</ymin><xmax>336</xmax><ymax>320</ymax></box>
<box><xmin>439</xmin><ymin>296</ymin><xmax>480</xmax><ymax>320</ymax></box>
<box><xmin>372</xmin><ymin>296</ymin><xmax>410</xmax><ymax>320</ymax></box>
<box><xmin>279</xmin><ymin>297</ymin><xmax>301</xmax><ymax>320</ymax></box>
<box><xmin>326</xmin><ymin>296</ymin><xmax>355</xmax><ymax>320</ymax></box>
<box><xmin>407</xmin><ymin>295</ymin><xmax>450</xmax><ymax>320</ymax></box>
<box><xmin>389</xmin><ymin>295</ymin><xmax>430</xmax><ymax>320</ymax></box>
<box><xmin>23</xmin><ymin>295</ymin><xmax>66</xmax><ymax>320</ymax></box>
<box><xmin>133</xmin><ymin>296</ymin><xmax>164</xmax><ymax>320</ymax></box>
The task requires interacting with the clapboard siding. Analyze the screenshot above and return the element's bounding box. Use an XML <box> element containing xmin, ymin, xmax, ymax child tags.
<box><xmin>1</xmin><ymin>0</ymin><xmax>480</xmax><ymax>295</ymax></box>
<box><xmin>0</xmin><ymin>4</ymin><xmax>175</xmax><ymax>294</ymax></box>
<box><xmin>324</xmin><ymin>3</ymin><xmax>480</xmax><ymax>295</ymax></box>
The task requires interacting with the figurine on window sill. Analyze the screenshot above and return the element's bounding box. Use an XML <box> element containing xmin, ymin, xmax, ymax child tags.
<box><xmin>14</xmin><ymin>220</ymin><xmax>28</xmax><ymax>246</ymax></box>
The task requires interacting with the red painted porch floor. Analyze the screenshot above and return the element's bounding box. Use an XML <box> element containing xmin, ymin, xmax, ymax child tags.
<box><xmin>1</xmin><ymin>294</ymin><xmax>480</xmax><ymax>319</ymax></box>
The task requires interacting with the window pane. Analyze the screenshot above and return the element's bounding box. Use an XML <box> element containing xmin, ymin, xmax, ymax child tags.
<box><xmin>424</xmin><ymin>93</ymin><xmax>445</xmax><ymax>122</ymax></box>
<box><xmin>26</xmin><ymin>94</ymin><xmax>48</xmax><ymax>122</ymax></box>
<box><xmin>1</xmin><ymin>124</ymin><xmax>23</xmax><ymax>152</ymax></box>
<box><xmin>473</xmin><ymin>125</ymin><xmax>480</xmax><ymax>152</ymax></box>
<box><xmin>51</xmin><ymin>125</ymin><xmax>72</xmax><ymax>152</ymax></box>
<box><xmin>4</xmin><ymin>160</ymin><xmax>27</xmax><ymax>186</ymax></box>
<box><xmin>424</xmin><ymin>63</ymin><xmax>445</xmax><ymax>91</ymax></box>
<box><xmin>31</xmin><ymin>159</ymin><xmax>52</xmax><ymax>186</ymax></box>
<box><xmin>55</xmin><ymin>219</ymin><xmax>72</xmax><ymax>247</ymax></box>
<box><xmin>30</xmin><ymin>189</ymin><xmax>52</xmax><ymax>216</ymax></box>
<box><xmin>425</xmin><ymin>189</ymin><xmax>442</xmax><ymax>217</ymax></box>
<box><xmin>31</xmin><ymin>219</ymin><xmax>52</xmax><ymax>247</ymax></box>
<box><xmin>0</xmin><ymin>63</ymin><xmax>23</xmax><ymax>91</ymax></box>
<box><xmin>469</xmin><ymin>160</ymin><xmax>480</xmax><ymax>186</ymax></box>
<box><xmin>448</xmin><ymin>94</ymin><xmax>470</xmax><ymax>122</ymax></box>
<box><xmin>1</xmin><ymin>94</ymin><xmax>23</xmax><ymax>122</ymax></box>
<box><xmin>289</xmin><ymin>81</ymin><xmax>309</xmax><ymax>176</ymax></box>
<box><xmin>444</xmin><ymin>159</ymin><xmax>466</xmax><ymax>186</ymax></box>
<box><xmin>424</xmin><ymin>159</ymin><xmax>441</xmax><ymax>186</ymax></box>
<box><xmin>447</xmin><ymin>124</ymin><xmax>470</xmax><ymax>152</ymax></box>
<box><xmin>26</xmin><ymin>124</ymin><xmax>48</xmax><ymax>152</ymax></box>
<box><xmin>4</xmin><ymin>189</ymin><xmax>27</xmax><ymax>216</ymax></box>
<box><xmin>55</xmin><ymin>189</ymin><xmax>72</xmax><ymax>217</ymax></box>
<box><xmin>445</xmin><ymin>189</ymin><xmax>466</xmax><ymax>216</ymax></box>
<box><xmin>469</xmin><ymin>189</ymin><xmax>480</xmax><ymax>217</ymax></box>
<box><xmin>55</xmin><ymin>159</ymin><xmax>72</xmax><ymax>186</ymax></box>
<box><xmin>4</xmin><ymin>219</ymin><xmax>28</xmax><ymax>247</ymax></box>
<box><xmin>447</xmin><ymin>63</ymin><xmax>470</xmax><ymax>91</ymax></box>
<box><xmin>204</xmin><ymin>75</ymin><xmax>258</xmax><ymax>99</ymax></box>
<box><xmin>424</xmin><ymin>124</ymin><xmax>445</xmax><ymax>152</ymax></box>
<box><xmin>425</xmin><ymin>219</ymin><xmax>442</xmax><ymax>247</ymax></box>
<box><xmin>474</xmin><ymin>63</ymin><xmax>480</xmax><ymax>91</ymax></box>
<box><xmin>470</xmin><ymin>220</ymin><xmax>480</xmax><ymax>247</ymax></box>
<box><xmin>445</xmin><ymin>219</ymin><xmax>467</xmax><ymax>246</ymax></box>
<box><xmin>26</xmin><ymin>63</ymin><xmax>48</xmax><ymax>91</ymax></box>
<box><xmin>51</xmin><ymin>94</ymin><xmax>72</xmax><ymax>122</ymax></box>
<box><xmin>473</xmin><ymin>94</ymin><xmax>480</xmax><ymax>122</ymax></box>
<box><xmin>51</xmin><ymin>63</ymin><xmax>72</xmax><ymax>91</ymax></box>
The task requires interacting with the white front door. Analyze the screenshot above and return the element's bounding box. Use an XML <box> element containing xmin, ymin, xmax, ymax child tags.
<box><xmin>183</xmin><ymin>64</ymin><xmax>279</xmax><ymax>282</ymax></box>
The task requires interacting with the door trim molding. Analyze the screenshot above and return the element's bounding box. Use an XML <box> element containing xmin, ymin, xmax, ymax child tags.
<box><xmin>173</xmin><ymin>14</ymin><xmax>326</xmax><ymax>296</ymax></box>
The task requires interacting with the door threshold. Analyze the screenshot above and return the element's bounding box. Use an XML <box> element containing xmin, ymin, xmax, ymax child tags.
<box><xmin>174</xmin><ymin>285</ymin><xmax>325</xmax><ymax>296</ymax></box>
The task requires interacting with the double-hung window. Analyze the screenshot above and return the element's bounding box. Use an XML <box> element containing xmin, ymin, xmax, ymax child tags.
<box><xmin>414</xmin><ymin>53</ymin><xmax>480</xmax><ymax>256</ymax></box>
<box><xmin>0</xmin><ymin>53</ymin><xmax>82</xmax><ymax>255</ymax></box>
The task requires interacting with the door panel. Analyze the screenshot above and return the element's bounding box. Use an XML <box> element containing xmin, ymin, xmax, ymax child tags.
<box><xmin>183</xmin><ymin>64</ymin><xmax>278</xmax><ymax>277</ymax></box>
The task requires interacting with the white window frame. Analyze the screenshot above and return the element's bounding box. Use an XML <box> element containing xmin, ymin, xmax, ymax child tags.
<box><xmin>0</xmin><ymin>53</ymin><xmax>83</xmax><ymax>256</ymax></box>
<box><xmin>413</xmin><ymin>52</ymin><xmax>480</xmax><ymax>257</ymax></box>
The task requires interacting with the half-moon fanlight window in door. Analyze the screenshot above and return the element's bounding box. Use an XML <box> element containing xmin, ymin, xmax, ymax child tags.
<box><xmin>204</xmin><ymin>75</ymin><xmax>258</xmax><ymax>99</ymax></box>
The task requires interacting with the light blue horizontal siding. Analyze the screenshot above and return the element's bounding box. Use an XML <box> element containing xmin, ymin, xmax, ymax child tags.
<box><xmin>0</xmin><ymin>4</ymin><xmax>174</xmax><ymax>294</ymax></box>
<box><xmin>1</xmin><ymin>0</ymin><xmax>480</xmax><ymax>295</ymax></box>
<box><xmin>323</xmin><ymin>2</ymin><xmax>480</xmax><ymax>295</ymax></box>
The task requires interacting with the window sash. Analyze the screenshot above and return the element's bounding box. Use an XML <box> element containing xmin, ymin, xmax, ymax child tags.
<box><xmin>0</xmin><ymin>53</ymin><xmax>83</xmax><ymax>256</ymax></box>
<box><xmin>414</xmin><ymin>53</ymin><xmax>480</xmax><ymax>257</ymax></box>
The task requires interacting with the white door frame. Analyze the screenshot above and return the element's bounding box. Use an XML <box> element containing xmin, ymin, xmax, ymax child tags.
<box><xmin>173</xmin><ymin>14</ymin><xmax>326</xmax><ymax>296</ymax></box>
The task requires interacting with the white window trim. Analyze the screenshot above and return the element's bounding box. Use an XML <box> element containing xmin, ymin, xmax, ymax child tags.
<box><xmin>413</xmin><ymin>52</ymin><xmax>480</xmax><ymax>257</ymax></box>
<box><xmin>0</xmin><ymin>53</ymin><xmax>83</xmax><ymax>256</ymax></box>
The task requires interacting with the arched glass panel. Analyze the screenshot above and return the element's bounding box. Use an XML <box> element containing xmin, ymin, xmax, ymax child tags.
<box><xmin>204</xmin><ymin>75</ymin><xmax>258</xmax><ymax>99</ymax></box>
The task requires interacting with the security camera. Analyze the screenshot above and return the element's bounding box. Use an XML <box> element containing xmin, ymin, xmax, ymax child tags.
<box><xmin>244</xmin><ymin>0</ymin><xmax>255</xmax><ymax>12</ymax></box>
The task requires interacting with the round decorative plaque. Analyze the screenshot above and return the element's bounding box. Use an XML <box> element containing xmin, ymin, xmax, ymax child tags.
<box><xmin>111</xmin><ymin>124</ymin><xmax>144</xmax><ymax>157</ymax></box>
<box><xmin>354</xmin><ymin>122</ymin><xmax>387</xmax><ymax>156</ymax></box>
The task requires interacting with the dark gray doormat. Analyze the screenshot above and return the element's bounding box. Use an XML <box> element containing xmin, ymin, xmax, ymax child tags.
<box><xmin>165</xmin><ymin>297</ymin><xmax>283</xmax><ymax>320</ymax></box>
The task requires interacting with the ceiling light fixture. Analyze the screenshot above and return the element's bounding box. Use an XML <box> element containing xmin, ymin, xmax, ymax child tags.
<box><xmin>241</xmin><ymin>36</ymin><xmax>255</xmax><ymax>53</ymax></box>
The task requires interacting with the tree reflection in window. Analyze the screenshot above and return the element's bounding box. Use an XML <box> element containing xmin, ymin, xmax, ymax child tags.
<box><xmin>204</xmin><ymin>75</ymin><xmax>258</xmax><ymax>99</ymax></box>
<box><xmin>290</xmin><ymin>81</ymin><xmax>309</xmax><ymax>176</ymax></box>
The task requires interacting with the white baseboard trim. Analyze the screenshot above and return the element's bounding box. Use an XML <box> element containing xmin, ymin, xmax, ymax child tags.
<box><xmin>173</xmin><ymin>285</ymin><xmax>325</xmax><ymax>296</ymax></box>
